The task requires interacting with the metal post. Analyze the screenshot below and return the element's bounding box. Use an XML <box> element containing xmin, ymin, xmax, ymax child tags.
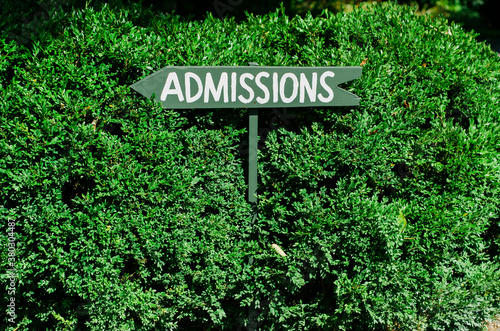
<box><xmin>248</xmin><ymin>108</ymin><xmax>258</xmax><ymax>205</ymax></box>
<box><xmin>248</xmin><ymin>62</ymin><xmax>259</xmax><ymax>226</ymax></box>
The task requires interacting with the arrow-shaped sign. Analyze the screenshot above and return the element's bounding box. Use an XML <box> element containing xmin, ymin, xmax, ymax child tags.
<box><xmin>131</xmin><ymin>66</ymin><xmax>361</xmax><ymax>108</ymax></box>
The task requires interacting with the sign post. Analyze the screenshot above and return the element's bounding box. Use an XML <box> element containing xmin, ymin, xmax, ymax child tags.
<box><xmin>131</xmin><ymin>65</ymin><xmax>362</xmax><ymax>206</ymax></box>
<box><xmin>248</xmin><ymin>107</ymin><xmax>258</xmax><ymax>221</ymax></box>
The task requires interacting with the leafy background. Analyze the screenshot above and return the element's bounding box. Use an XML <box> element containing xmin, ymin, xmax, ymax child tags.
<box><xmin>1</xmin><ymin>0</ymin><xmax>500</xmax><ymax>330</ymax></box>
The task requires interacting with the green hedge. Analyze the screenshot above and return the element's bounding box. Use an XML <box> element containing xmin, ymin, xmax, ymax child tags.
<box><xmin>1</xmin><ymin>1</ymin><xmax>500</xmax><ymax>329</ymax></box>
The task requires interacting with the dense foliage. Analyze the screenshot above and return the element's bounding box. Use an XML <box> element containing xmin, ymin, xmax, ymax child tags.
<box><xmin>1</xmin><ymin>1</ymin><xmax>500</xmax><ymax>329</ymax></box>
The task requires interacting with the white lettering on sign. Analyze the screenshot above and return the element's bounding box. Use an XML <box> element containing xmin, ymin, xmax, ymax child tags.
<box><xmin>318</xmin><ymin>71</ymin><xmax>335</xmax><ymax>102</ymax></box>
<box><xmin>273</xmin><ymin>72</ymin><xmax>279</xmax><ymax>103</ymax></box>
<box><xmin>280</xmin><ymin>73</ymin><xmax>299</xmax><ymax>103</ymax></box>
<box><xmin>160</xmin><ymin>70</ymin><xmax>337</xmax><ymax>105</ymax></box>
<box><xmin>204</xmin><ymin>72</ymin><xmax>229</xmax><ymax>103</ymax></box>
<box><xmin>300</xmin><ymin>72</ymin><xmax>317</xmax><ymax>103</ymax></box>
<box><xmin>185</xmin><ymin>72</ymin><xmax>203</xmax><ymax>103</ymax></box>
<box><xmin>238</xmin><ymin>73</ymin><xmax>254</xmax><ymax>104</ymax></box>
<box><xmin>231</xmin><ymin>72</ymin><xmax>237</xmax><ymax>102</ymax></box>
<box><xmin>161</xmin><ymin>72</ymin><xmax>184</xmax><ymax>102</ymax></box>
<box><xmin>255</xmin><ymin>72</ymin><xmax>270</xmax><ymax>104</ymax></box>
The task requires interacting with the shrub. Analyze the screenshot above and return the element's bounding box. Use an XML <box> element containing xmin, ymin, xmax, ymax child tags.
<box><xmin>1</xmin><ymin>1</ymin><xmax>499</xmax><ymax>330</ymax></box>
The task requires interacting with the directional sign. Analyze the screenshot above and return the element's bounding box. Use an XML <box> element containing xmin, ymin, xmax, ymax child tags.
<box><xmin>130</xmin><ymin>66</ymin><xmax>361</xmax><ymax>108</ymax></box>
<box><xmin>130</xmin><ymin>64</ymin><xmax>362</xmax><ymax>210</ymax></box>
